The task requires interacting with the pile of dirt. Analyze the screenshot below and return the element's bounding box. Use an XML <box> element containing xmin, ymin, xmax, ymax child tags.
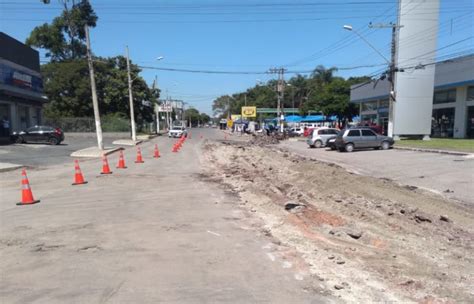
<box><xmin>248</xmin><ymin>134</ymin><xmax>280</xmax><ymax>146</ymax></box>
<box><xmin>201</xmin><ymin>141</ymin><xmax>474</xmax><ymax>303</ymax></box>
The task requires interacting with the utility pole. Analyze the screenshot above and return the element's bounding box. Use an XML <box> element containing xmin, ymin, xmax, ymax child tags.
<box><xmin>125</xmin><ymin>46</ymin><xmax>137</xmax><ymax>142</ymax></box>
<box><xmin>84</xmin><ymin>25</ymin><xmax>104</xmax><ymax>150</ymax></box>
<box><xmin>269</xmin><ymin>67</ymin><xmax>287</xmax><ymax>132</ymax></box>
<box><xmin>369</xmin><ymin>22</ymin><xmax>403</xmax><ymax>138</ymax></box>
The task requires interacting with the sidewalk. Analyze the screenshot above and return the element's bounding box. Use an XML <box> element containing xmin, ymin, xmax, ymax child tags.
<box><xmin>0</xmin><ymin>162</ymin><xmax>23</xmax><ymax>172</ymax></box>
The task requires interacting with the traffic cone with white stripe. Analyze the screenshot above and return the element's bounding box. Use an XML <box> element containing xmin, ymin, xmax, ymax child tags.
<box><xmin>17</xmin><ymin>169</ymin><xmax>40</xmax><ymax>206</ymax></box>
<box><xmin>153</xmin><ymin>144</ymin><xmax>160</xmax><ymax>158</ymax></box>
<box><xmin>101</xmin><ymin>154</ymin><xmax>112</xmax><ymax>174</ymax></box>
<box><xmin>135</xmin><ymin>147</ymin><xmax>144</xmax><ymax>163</ymax></box>
<box><xmin>116</xmin><ymin>150</ymin><xmax>127</xmax><ymax>169</ymax></box>
<box><xmin>72</xmin><ymin>160</ymin><xmax>87</xmax><ymax>185</ymax></box>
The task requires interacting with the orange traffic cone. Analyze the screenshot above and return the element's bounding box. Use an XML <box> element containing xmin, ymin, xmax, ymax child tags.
<box><xmin>17</xmin><ymin>169</ymin><xmax>40</xmax><ymax>206</ymax></box>
<box><xmin>172</xmin><ymin>143</ymin><xmax>178</xmax><ymax>153</ymax></box>
<box><xmin>72</xmin><ymin>160</ymin><xmax>88</xmax><ymax>185</ymax></box>
<box><xmin>101</xmin><ymin>154</ymin><xmax>112</xmax><ymax>174</ymax></box>
<box><xmin>116</xmin><ymin>150</ymin><xmax>127</xmax><ymax>169</ymax></box>
<box><xmin>153</xmin><ymin>144</ymin><xmax>161</xmax><ymax>158</ymax></box>
<box><xmin>135</xmin><ymin>147</ymin><xmax>144</xmax><ymax>163</ymax></box>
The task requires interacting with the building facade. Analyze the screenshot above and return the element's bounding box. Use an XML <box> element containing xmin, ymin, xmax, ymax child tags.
<box><xmin>350</xmin><ymin>55</ymin><xmax>474</xmax><ymax>139</ymax></box>
<box><xmin>0</xmin><ymin>32</ymin><xmax>47</xmax><ymax>142</ymax></box>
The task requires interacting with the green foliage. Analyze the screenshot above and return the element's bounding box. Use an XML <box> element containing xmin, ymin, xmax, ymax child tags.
<box><xmin>42</xmin><ymin>57</ymin><xmax>157</xmax><ymax>124</ymax></box>
<box><xmin>212</xmin><ymin>65</ymin><xmax>370</xmax><ymax>121</ymax></box>
<box><xmin>26</xmin><ymin>0</ymin><xmax>97</xmax><ymax>60</ymax></box>
<box><xmin>184</xmin><ymin>107</ymin><xmax>210</xmax><ymax>126</ymax></box>
<box><xmin>28</xmin><ymin>1</ymin><xmax>159</xmax><ymax>125</ymax></box>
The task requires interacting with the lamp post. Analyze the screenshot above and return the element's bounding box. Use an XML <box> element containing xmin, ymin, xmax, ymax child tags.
<box><xmin>343</xmin><ymin>24</ymin><xmax>399</xmax><ymax>138</ymax></box>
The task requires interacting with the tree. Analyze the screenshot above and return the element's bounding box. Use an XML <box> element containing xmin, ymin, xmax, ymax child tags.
<box><xmin>27</xmin><ymin>1</ymin><xmax>158</xmax><ymax>124</ymax></box>
<box><xmin>26</xmin><ymin>0</ymin><xmax>98</xmax><ymax>61</ymax></box>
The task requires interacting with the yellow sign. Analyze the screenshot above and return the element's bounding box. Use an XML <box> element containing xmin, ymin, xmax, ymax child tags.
<box><xmin>227</xmin><ymin>119</ymin><xmax>233</xmax><ymax>128</ymax></box>
<box><xmin>241</xmin><ymin>106</ymin><xmax>257</xmax><ymax>118</ymax></box>
<box><xmin>231</xmin><ymin>114</ymin><xmax>241</xmax><ymax>121</ymax></box>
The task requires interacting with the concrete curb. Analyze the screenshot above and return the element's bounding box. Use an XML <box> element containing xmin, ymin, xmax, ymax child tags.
<box><xmin>394</xmin><ymin>145</ymin><xmax>472</xmax><ymax>156</ymax></box>
<box><xmin>70</xmin><ymin>146</ymin><xmax>123</xmax><ymax>158</ymax></box>
<box><xmin>112</xmin><ymin>139</ymin><xmax>143</xmax><ymax>146</ymax></box>
<box><xmin>0</xmin><ymin>163</ymin><xmax>24</xmax><ymax>173</ymax></box>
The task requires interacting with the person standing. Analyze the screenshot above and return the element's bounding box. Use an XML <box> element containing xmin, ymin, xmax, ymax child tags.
<box><xmin>2</xmin><ymin>117</ymin><xmax>10</xmax><ymax>137</ymax></box>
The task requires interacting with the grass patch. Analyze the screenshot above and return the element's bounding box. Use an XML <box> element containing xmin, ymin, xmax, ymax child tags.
<box><xmin>396</xmin><ymin>138</ymin><xmax>474</xmax><ymax>153</ymax></box>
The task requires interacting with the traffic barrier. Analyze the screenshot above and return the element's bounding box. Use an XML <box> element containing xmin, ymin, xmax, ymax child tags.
<box><xmin>72</xmin><ymin>160</ymin><xmax>88</xmax><ymax>185</ymax></box>
<box><xmin>116</xmin><ymin>150</ymin><xmax>127</xmax><ymax>169</ymax></box>
<box><xmin>153</xmin><ymin>144</ymin><xmax>161</xmax><ymax>158</ymax></box>
<box><xmin>135</xmin><ymin>147</ymin><xmax>144</xmax><ymax>163</ymax></box>
<box><xmin>101</xmin><ymin>154</ymin><xmax>113</xmax><ymax>174</ymax></box>
<box><xmin>17</xmin><ymin>169</ymin><xmax>40</xmax><ymax>206</ymax></box>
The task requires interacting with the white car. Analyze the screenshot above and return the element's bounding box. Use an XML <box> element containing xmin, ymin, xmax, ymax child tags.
<box><xmin>290</xmin><ymin>127</ymin><xmax>304</xmax><ymax>136</ymax></box>
<box><xmin>307</xmin><ymin>127</ymin><xmax>339</xmax><ymax>148</ymax></box>
<box><xmin>168</xmin><ymin>126</ymin><xmax>187</xmax><ymax>138</ymax></box>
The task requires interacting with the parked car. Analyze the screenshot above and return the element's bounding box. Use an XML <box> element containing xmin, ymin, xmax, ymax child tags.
<box><xmin>290</xmin><ymin>127</ymin><xmax>304</xmax><ymax>136</ymax></box>
<box><xmin>326</xmin><ymin>137</ymin><xmax>337</xmax><ymax>150</ymax></box>
<box><xmin>307</xmin><ymin>127</ymin><xmax>340</xmax><ymax>148</ymax></box>
<box><xmin>11</xmin><ymin>125</ymin><xmax>64</xmax><ymax>145</ymax></box>
<box><xmin>168</xmin><ymin>126</ymin><xmax>187</xmax><ymax>138</ymax></box>
<box><xmin>334</xmin><ymin>127</ymin><xmax>394</xmax><ymax>152</ymax></box>
<box><xmin>303</xmin><ymin>127</ymin><xmax>315</xmax><ymax>137</ymax></box>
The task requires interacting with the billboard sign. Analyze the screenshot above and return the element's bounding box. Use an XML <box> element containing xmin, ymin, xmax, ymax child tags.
<box><xmin>241</xmin><ymin>106</ymin><xmax>257</xmax><ymax>118</ymax></box>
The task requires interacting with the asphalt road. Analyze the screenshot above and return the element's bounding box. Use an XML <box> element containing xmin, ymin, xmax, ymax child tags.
<box><xmin>0</xmin><ymin>129</ymin><xmax>331</xmax><ymax>303</ymax></box>
<box><xmin>0</xmin><ymin>133</ymin><xmax>123</xmax><ymax>167</ymax></box>
<box><xmin>279</xmin><ymin>140</ymin><xmax>474</xmax><ymax>205</ymax></box>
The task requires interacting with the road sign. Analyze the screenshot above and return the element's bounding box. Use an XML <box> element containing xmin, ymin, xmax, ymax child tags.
<box><xmin>158</xmin><ymin>104</ymin><xmax>172</xmax><ymax>112</ymax></box>
<box><xmin>241</xmin><ymin>106</ymin><xmax>257</xmax><ymax>118</ymax></box>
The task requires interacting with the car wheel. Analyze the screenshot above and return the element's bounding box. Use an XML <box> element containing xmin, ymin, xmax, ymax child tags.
<box><xmin>48</xmin><ymin>137</ymin><xmax>59</xmax><ymax>145</ymax></box>
<box><xmin>15</xmin><ymin>136</ymin><xmax>24</xmax><ymax>144</ymax></box>
<box><xmin>345</xmin><ymin>143</ymin><xmax>354</xmax><ymax>152</ymax></box>
<box><xmin>381</xmin><ymin>141</ymin><xmax>390</xmax><ymax>150</ymax></box>
<box><xmin>314</xmin><ymin>140</ymin><xmax>323</xmax><ymax>148</ymax></box>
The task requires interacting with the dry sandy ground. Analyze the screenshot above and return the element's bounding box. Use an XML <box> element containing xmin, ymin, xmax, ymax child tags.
<box><xmin>201</xmin><ymin>138</ymin><xmax>474</xmax><ymax>303</ymax></box>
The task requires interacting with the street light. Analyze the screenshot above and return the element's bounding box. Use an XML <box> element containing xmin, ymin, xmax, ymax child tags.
<box><xmin>343</xmin><ymin>25</ymin><xmax>390</xmax><ymax>64</ymax></box>
<box><xmin>344</xmin><ymin>24</ymin><xmax>396</xmax><ymax>138</ymax></box>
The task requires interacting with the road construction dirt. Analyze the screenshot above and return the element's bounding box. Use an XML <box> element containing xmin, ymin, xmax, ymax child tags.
<box><xmin>201</xmin><ymin>140</ymin><xmax>474</xmax><ymax>303</ymax></box>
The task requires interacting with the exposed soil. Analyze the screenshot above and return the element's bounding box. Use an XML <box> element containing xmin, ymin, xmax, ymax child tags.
<box><xmin>201</xmin><ymin>140</ymin><xmax>474</xmax><ymax>303</ymax></box>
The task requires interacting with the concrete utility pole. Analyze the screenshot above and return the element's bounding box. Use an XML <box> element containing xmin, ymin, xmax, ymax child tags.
<box><xmin>125</xmin><ymin>46</ymin><xmax>137</xmax><ymax>142</ymax></box>
<box><xmin>369</xmin><ymin>22</ymin><xmax>403</xmax><ymax>138</ymax></box>
<box><xmin>84</xmin><ymin>25</ymin><xmax>104</xmax><ymax>150</ymax></box>
<box><xmin>269</xmin><ymin>67</ymin><xmax>287</xmax><ymax>133</ymax></box>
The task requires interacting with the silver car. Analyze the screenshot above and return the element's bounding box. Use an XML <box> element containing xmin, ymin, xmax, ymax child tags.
<box><xmin>307</xmin><ymin>128</ymin><xmax>340</xmax><ymax>148</ymax></box>
<box><xmin>334</xmin><ymin>127</ymin><xmax>394</xmax><ymax>152</ymax></box>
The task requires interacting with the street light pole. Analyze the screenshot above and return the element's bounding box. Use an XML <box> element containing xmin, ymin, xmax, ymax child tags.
<box><xmin>125</xmin><ymin>46</ymin><xmax>137</xmax><ymax>142</ymax></box>
<box><xmin>344</xmin><ymin>24</ymin><xmax>401</xmax><ymax>138</ymax></box>
<box><xmin>84</xmin><ymin>25</ymin><xmax>104</xmax><ymax>150</ymax></box>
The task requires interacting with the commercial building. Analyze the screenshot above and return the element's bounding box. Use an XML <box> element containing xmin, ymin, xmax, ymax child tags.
<box><xmin>350</xmin><ymin>54</ymin><xmax>474</xmax><ymax>139</ymax></box>
<box><xmin>0</xmin><ymin>32</ymin><xmax>47</xmax><ymax>142</ymax></box>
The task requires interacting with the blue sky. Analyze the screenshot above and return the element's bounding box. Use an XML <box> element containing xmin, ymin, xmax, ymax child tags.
<box><xmin>1</xmin><ymin>0</ymin><xmax>472</xmax><ymax>114</ymax></box>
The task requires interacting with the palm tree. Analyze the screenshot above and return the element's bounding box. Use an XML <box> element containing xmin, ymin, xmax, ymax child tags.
<box><xmin>311</xmin><ymin>65</ymin><xmax>338</xmax><ymax>85</ymax></box>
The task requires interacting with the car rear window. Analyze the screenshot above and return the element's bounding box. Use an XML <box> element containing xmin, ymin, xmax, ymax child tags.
<box><xmin>347</xmin><ymin>130</ymin><xmax>361</xmax><ymax>137</ymax></box>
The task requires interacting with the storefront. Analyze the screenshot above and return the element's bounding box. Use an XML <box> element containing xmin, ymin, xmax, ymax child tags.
<box><xmin>0</xmin><ymin>32</ymin><xmax>46</xmax><ymax>143</ymax></box>
<box><xmin>350</xmin><ymin>55</ymin><xmax>474</xmax><ymax>139</ymax></box>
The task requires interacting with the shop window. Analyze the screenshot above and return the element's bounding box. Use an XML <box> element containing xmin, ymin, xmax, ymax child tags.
<box><xmin>431</xmin><ymin>108</ymin><xmax>455</xmax><ymax>138</ymax></box>
<box><xmin>467</xmin><ymin>86</ymin><xmax>474</xmax><ymax>101</ymax></box>
<box><xmin>361</xmin><ymin>101</ymin><xmax>377</xmax><ymax>112</ymax></box>
<box><xmin>379</xmin><ymin>99</ymin><xmax>389</xmax><ymax>108</ymax></box>
<box><xmin>467</xmin><ymin>106</ymin><xmax>474</xmax><ymax>139</ymax></box>
<box><xmin>433</xmin><ymin>89</ymin><xmax>456</xmax><ymax>104</ymax></box>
